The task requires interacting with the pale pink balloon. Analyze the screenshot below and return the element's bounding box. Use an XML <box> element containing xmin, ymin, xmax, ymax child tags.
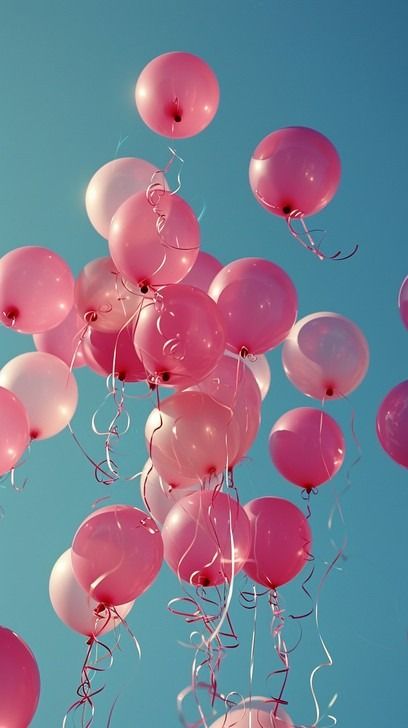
<box><xmin>0</xmin><ymin>245</ymin><xmax>74</xmax><ymax>334</ymax></box>
<box><xmin>49</xmin><ymin>549</ymin><xmax>135</xmax><ymax>637</ymax></box>
<box><xmin>0</xmin><ymin>626</ymin><xmax>40</xmax><ymax>728</ymax></box>
<box><xmin>181</xmin><ymin>250</ymin><xmax>223</xmax><ymax>291</ymax></box>
<box><xmin>140</xmin><ymin>459</ymin><xmax>198</xmax><ymax>525</ymax></box>
<box><xmin>85</xmin><ymin>157</ymin><xmax>165</xmax><ymax>239</ymax></box>
<box><xmin>376</xmin><ymin>380</ymin><xmax>408</xmax><ymax>468</ymax></box>
<box><xmin>249</xmin><ymin>126</ymin><xmax>341</xmax><ymax>217</ymax></box>
<box><xmin>226</xmin><ymin>350</ymin><xmax>271</xmax><ymax>400</ymax></box>
<box><xmin>71</xmin><ymin>505</ymin><xmax>163</xmax><ymax>605</ymax></box>
<box><xmin>109</xmin><ymin>190</ymin><xmax>200</xmax><ymax>289</ymax></box>
<box><xmin>282</xmin><ymin>312</ymin><xmax>369</xmax><ymax>399</ymax></box>
<box><xmin>83</xmin><ymin>324</ymin><xmax>146</xmax><ymax>382</ymax></box>
<box><xmin>209</xmin><ymin>697</ymin><xmax>293</xmax><ymax>728</ymax></box>
<box><xmin>0</xmin><ymin>387</ymin><xmax>30</xmax><ymax>476</ymax></box>
<box><xmin>135</xmin><ymin>52</ymin><xmax>219</xmax><ymax>138</ymax></box>
<box><xmin>398</xmin><ymin>276</ymin><xmax>408</xmax><ymax>330</ymax></box>
<box><xmin>0</xmin><ymin>352</ymin><xmax>78</xmax><ymax>440</ymax></box>
<box><xmin>33</xmin><ymin>307</ymin><xmax>86</xmax><ymax>368</ymax></box>
<box><xmin>209</xmin><ymin>258</ymin><xmax>297</xmax><ymax>355</ymax></box>
<box><xmin>134</xmin><ymin>285</ymin><xmax>225</xmax><ymax>387</ymax></box>
<box><xmin>244</xmin><ymin>497</ymin><xmax>312</xmax><ymax>588</ymax></box>
<box><xmin>75</xmin><ymin>257</ymin><xmax>142</xmax><ymax>332</ymax></box>
<box><xmin>162</xmin><ymin>490</ymin><xmax>251</xmax><ymax>586</ymax></box>
<box><xmin>269</xmin><ymin>407</ymin><xmax>345</xmax><ymax>489</ymax></box>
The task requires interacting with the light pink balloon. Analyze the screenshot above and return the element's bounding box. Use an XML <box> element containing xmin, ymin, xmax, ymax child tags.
<box><xmin>0</xmin><ymin>387</ymin><xmax>30</xmax><ymax>476</ymax></box>
<box><xmin>282</xmin><ymin>311</ymin><xmax>369</xmax><ymax>399</ymax></box>
<box><xmin>135</xmin><ymin>52</ymin><xmax>219</xmax><ymax>138</ymax></box>
<box><xmin>140</xmin><ymin>459</ymin><xmax>198</xmax><ymax>525</ymax></box>
<box><xmin>0</xmin><ymin>245</ymin><xmax>74</xmax><ymax>334</ymax></box>
<box><xmin>226</xmin><ymin>350</ymin><xmax>271</xmax><ymax>400</ymax></box>
<box><xmin>71</xmin><ymin>505</ymin><xmax>163</xmax><ymax>605</ymax></box>
<box><xmin>209</xmin><ymin>258</ymin><xmax>297</xmax><ymax>355</ymax></box>
<box><xmin>162</xmin><ymin>490</ymin><xmax>251</xmax><ymax>586</ymax></box>
<box><xmin>376</xmin><ymin>380</ymin><xmax>408</xmax><ymax>468</ymax></box>
<box><xmin>83</xmin><ymin>324</ymin><xmax>146</xmax><ymax>382</ymax></box>
<box><xmin>209</xmin><ymin>697</ymin><xmax>293</xmax><ymax>728</ymax></box>
<box><xmin>109</xmin><ymin>190</ymin><xmax>200</xmax><ymax>289</ymax></box>
<box><xmin>134</xmin><ymin>285</ymin><xmax>225</xmax><ymax>388</ymax></box>
<box><xmin>244</xmin><ymin>497</ymin><xmax>312</xmax><ymax>588</ymax></box>
<box><xmin>269</xmin><ymin>407</ymin><xmax>345</xmax><ymax>489</ymax></box>
<box><xmin>0</xmin><ymin>626</ymin><xmax>40</xmax><ymax>728</ymax></box>
<box><xmin>398</xmin><ymin>276</ymin><xmax>408</xmax><ymax>330</ymax></box>
<box><xmin>181</xmin><ymin>250</ymin><xmax>223</xmax><ymax>291</ymax></box>
<box><xmin>85</xmin><ymin>157</ymin><xmax>165</xmax><ymax>239</ymax></box>
<box><xmin>33</xmin><ymin>306</ymin><xmax>86</xmax><ymax>368</ymax></box>
<box><xmin>49</xmin><ymin>549</ymin><xmax>134</xmax><ymax>637</ymax></box>
<box><xmin>249</xmin><ymin>126</ymin><xmax>341</xmax><ymax>218</ymax></box>
<box><xmin>0</xmin><ymin>352</ymin><xmax>78</xmax><ymax>440</ymax></box>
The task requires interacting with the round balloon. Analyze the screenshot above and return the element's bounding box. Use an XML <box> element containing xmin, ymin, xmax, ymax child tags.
<box><xmin>0</xmin><ymin>626</ymin><xmax>40</xmax><ymax>728</ymax></box>
<box><xmin>398</xmin><ymin>276</ymin><xmax>408</xmax><ymax>330</ymax></box>
<box><xmin>376</xmin><ymin>380</ymin><xmax>408</xmax><ymax>468</ymax></box>
<box><xmin>83</xmin><ymin>324</ymin><xmax>146</xmax><ymax>382</ymax></box>
<box><xmin>33</xmin><ymin>306</ymin><xmax>86</xmax><ymax>368</ymax></box>
<box><xmin>209</xmin><ymin>697</ymin><xmax>293</xmax><ymax>728</ymax></box>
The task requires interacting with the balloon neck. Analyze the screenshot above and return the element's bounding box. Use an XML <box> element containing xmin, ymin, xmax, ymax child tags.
<box><xmin>118</xmin><ymin>371</ymin><xmax>126</xmax><ymax>381</ymax></box>
<box><xmin>197</xmin><ymin>574</ymin><xmax>211</xmax><ymax>587</ymax></box>
<box><xmin>140</xmin><ymin>282</ymin><xmax>149</xmax><ymax>295</ymax></box>
<box><xmin>85</xmin><ymin>311</ymin><xmax>98</xmax><ymax>324</ymax></box>
<box><xmin>3</xmin><ymin>307</ymin><xmax>18</xmax><ymax>326</ymax></box>
<box><xmin>174</xmin><ymin>113</ymin><xmax>182</xmax><ymax>123</ymax></box>
<box><xmin>325</xmin><ymin>386</ymin><xmax>334</xmax><ymax>397</ymax></box>
<box><xmin>282</xmin><ymin>204</ymin><xmax>292</xmax><ymax>216</ymax></box>
<box><xmin>30</xmin><ymin>430</ymin><xmax>39</xmax><ymax>440</ymax></box>
<box><xmin>161</xmin><ymin>371</ymin><xmax>170</xmax><ymax>383</ymax></box>
<box><xmin>239</xmin><ymin>346</ymin><xmax>249</xmax><ymax>359</ymax></box>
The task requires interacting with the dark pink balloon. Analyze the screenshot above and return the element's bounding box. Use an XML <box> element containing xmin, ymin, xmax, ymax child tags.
<box><xmin>33</xmin><ymin>307</ymin><xmax>86</xmax><ymax>368</ymax></box>
<box><xmin>282</xmin><ymin>312</ymin><xmax>369</xmax><ymax>399</ymax></box>
<box><xmin>209</xmin><ymin>697</ymin><xmax>293</xmax><ymax>728</ymax></box>
<box><xmin>181</xmin><ymin>250</ymin><xmax>223</xmax><ymax>291</ymax></box>
<box><xmin>0</xmin><ymin>245</ymin><xmax>74</xmax><ymax>334</ymax></box>
<box><xmin>162</xmin><ymin>490</ymin><xmax>251</xmax><ymax>586</ymax></box>
<box><xmin>269</xmin><ymin>407</ymin><xmax>345</xmax><ymax>489</ymax></box>
<box><xmin>209</xmin><ymin>258</ymin><xmax>297</xmax><ymax>355</ymax></box>
<box><xmin>134</xmin><ymin>285</ymin><xmax>225</xmax><ymax>387</ymax></box>
<box><xmin>140</xmin><ymin>459</ymin><xmax>198</xmax><ymax>526</ymax></box>
<box><xmin>0</xmin><ymin>387</ymin><xmax>30</xmax><ymax>476</ymax></box>
<box><xmin>376</xmin><ymin>380</ymin><xmax>408</xmax><ymax>468</ymax></box>
<box><xmin>83</xmin><ymin>324</ymin><xmax>146</xmax><ymax>382</ymax></box>
<box><xmin>0</xmin><ymin>626</ymin><xmax>40</xmax><ymax>728</ymax></box>
<box><xmin>249</xmin><ymin>126</ymin><xmax>341</xmax><ymax>218</ymax></box>
<box><xmin>71</xmin><ymin>505</ymin><xmax>163</xmax><ymax>605</ymax></box>
<box><xmin>135</xmin><ymin>52</ymin><xmax>219</xmax><ymax>138</ymax></box>
<box><xmin>244</xmin><ymin>497</ymin><xmax>312</xmax><ymax>588</ymax></box>
<box><xmin>108</xmin><ymin>190</ymin><xmax>200</xmax><ymax>289</ymax></box>
<box><xmin>398</xmin><ymin>276</ymin><xmax>408</xmax><ymax>330</ymax></box>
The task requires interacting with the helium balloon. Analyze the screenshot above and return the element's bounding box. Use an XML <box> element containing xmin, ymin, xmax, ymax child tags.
<box><xmin>135</xmin><ymin>51</ymin><xmax>219</xmax><ymax>138</ymax></box>
<box><xmin>181</xmin><ymin>250</ymin><xmax>223</xmax><ymax>291</ymax></box>
<box><xmin>282</xmin><ymin>311</ymin><xmax>369</xmax><ymax>399</ymax></box>
<box><xmin>83</xmin><ymin>324</ymin><xmax>146</xmax><ymax>382</ymax></box>
<box><xmin>0</xmin><ymin>626</ymin><xmax>40</xmax><ymax>728</ymax></box>
<box><xmin>140</xmin><ymin>459</ymin><xmax>198</xmax><ymax>525</ymax></box>
<box><xmin>249</xmin><ymin>126</ymin><xmax>341</xmax><ymax>218</ymax></box>
<box><xmin>376</xmin><ymin>380</ymin><xmax>408</xmax><ymax>468</ymax></box>
<box><xmin>398</xmin><ymin>276</ymin><xmax>408</xmax><ymax>330</ymax></box>
<box><xmin>0</xmin><ymin>387</ymin><xmax>30</xmax><ymax>476</ymax></box>
<box><xmin>33</xmin><ymin>306</ymin><xmax>86</xmax><ymax>368</ymax></box>
<box><xmin>209</xmin><ymin>696</ymin><xmax>293</xmax><ymax>728</ymax></box>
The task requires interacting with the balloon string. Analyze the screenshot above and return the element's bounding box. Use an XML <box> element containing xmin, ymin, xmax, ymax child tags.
<box><xmin>267</xmin><ymin>589</ymin><xmax>290</xmax><ymax>715</ymax></box>
<box><xmin>68</xmin><ymin>423</ymin><xmax>118</xmax><ymax>486</ymax></box>
<box><xmin>286</xmin><ymin>212</ymin><xmax>358</xmax><ymax>261</ymax></box>
<box><xmin>8</xmin><ymin>440</ymin><xmax>32</xmax><ymax>493</ymax></box>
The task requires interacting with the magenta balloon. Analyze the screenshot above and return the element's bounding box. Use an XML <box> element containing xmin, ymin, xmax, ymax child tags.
<box><xmin>83</xmin><ymin>324</ymin><xmax>146</xmax><ymax>382</ymax></box>
<box><xmin>0</xmin><ymin>352</ymin><xmax>78</xmax><ymax>440</ymax></box>
<box><xmin>0</xmin><ymin>626</ymin><xmax>40</xmax><ymax>728</ymax></box>
<box><xmin>209</xmin><ymin>258</ymin><xmax>297</xmax><ymax>355</ymax></box>
<box><xmin>209</xmin><ymin>697</ymin><xmax>293</xmax><ymax>728</ymax></box>
<box><xmin>135</xmin><ymin>52</ymin><xmax>219</xmax><ymax>138</ymax></box>
<box><xmin>140</xmin><ymin>459</ymin><xmax>198</xmax><ymax>525</ymax></box>
<box><xmin>249</xmin><ymin>126</ymin><xmax>341</xmax><ymax>218</ymax></box>
<box><xmin>71</xmin><ymin>505</ymin><xmax>163</xmax><ymax>605</ymax></box>
<box><xmin>282</xmin><ymin>312</ymin><xmax>369</xmax><ymax>399</ymax></box>
<box><xmin>181</xmin><ymin>250</ymin><xmax>223</xmax><ymax>291</ymax></box>
<box><xmin>162</xmin><ymin>490</ymin><xmax>251</xmax><ymax>586</ymax></box>
<box><xmin>244</xmin><ymin>497</ymin><xmax>312</xmax><ymax>588</ymax></box>
<box><xmin>49</xmin><ymin>549</ymin><xmax>134</xmax><ymax>637</ymax></box>
<box><xmin>33</xmin><ymin>306</ymin><xmax>86</xmax><ymax>368</ymax></box>
<box><xmin>0</xmin><ymin>245</ymin><xmax>74</xmax><ymax>334</ymax></box>
<box><xmin>85</xmin><ymin>157</ymin><xmax>164</xmax><ymax>239</ymax></box>
<box><xmin>269</xmin><ymin>407</ymin><xmax>345</xmax><ymax>489</ymax></box>
<box><xmin>75</xmin><ymin>256</ymin><xmax>141</xmax><ymax>332</ymax></box>
<box><xmin>398</xmin><ymin>276</ymin><xmax>408</xmax><ymax>330</ymax></box>
<box><xmin>0</xmin><ymin>387</ymin><xmax>30</xmax><ymax>476</ymax></box>
<box><xmin>134</xmin><ymin>285</ymin><xmax>225</xmax><ymax>387</ymax></box>
<box><xmin>109</xmin><ymin>190</ymin><xmax>200</xmax><ymax>289</ymax></box>
<box><xmin>145</xmin><ymin>391</ymin><xmax>240</xmax><ymax>487</ymax></box>
<box><xmin>376</xmin><ymin>380</ymin><xmax>408</xmax><ymax>468</ymax></box>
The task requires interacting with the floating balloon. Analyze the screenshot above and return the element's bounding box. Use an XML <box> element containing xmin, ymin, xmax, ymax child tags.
<box><xmin>398</xmin><ymin>276</ymin><xmax>408</xmax><ymax>330</ymax></box>
<box><xmin>282</xmin><ymin>311</ymin><xmax>369</xmax><ymax>399</ymax></box>
<box><xmin>83</xmin><ymin>324</ymin><xmax>146</xmax><ymax>382</ymax></box>
<box><xmin>0</xmin><ymin>626</ymin><xmax>40</xmax><ymax>728</ymax></box>
<box><xmin>135</xmin><ymin>51</ymin><xmax>219</xmax><ymax>138</ymax></box>
<box><xmin>269</xmin><ymin>407</ymin><xmax>345</xmax><ymax>489</ymax></box>
<box><xmin>140</xmin><ymin>459</ymin><xmax>198</xmax><ymax>525</ymax></box>
<box><xmin>33</xmin><ymin>306</ymin><xmax>86</xmax><ymax>368</ymax></box>
<box><xmin>244</xmin><ymin>497</ymin><xmax>311</xmax><ymax>588</ymax></box>
<box><xmin>209</xmin><ymin>696</ymin><xmax>293</xmax><ymax>728</ymax></box>
<box><xmin>376</xmin><ymin>380</ymin><xmax>408</xmax><ymax>468</ymax></box>
<box><xmin>249</xmin><ymin>126</ymin><xmax>341</xmax><ymax>218</ymax></box>
<box><xmin>0</xmin><ymin>387</ymin><xmax>30</xmax><ymax>476</ymax></box>
<box><xmin>181</xmin><ymin>250</ymin><xmax>223</xmax><ymax>291</ymax></box>
<box><xmin>0</xmin><ymin>245</ymin><xmax>74</xmax><ymax>334</ymax></box>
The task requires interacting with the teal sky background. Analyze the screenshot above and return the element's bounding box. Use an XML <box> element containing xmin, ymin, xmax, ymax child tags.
<box><xmin>0</xmin><ymin>1</ymin><xmax>407</xmax><ymax>726</ymax></box>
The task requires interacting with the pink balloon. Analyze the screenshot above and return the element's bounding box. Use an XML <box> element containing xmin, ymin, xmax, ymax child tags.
<box><xmin>49</xmin><ymin>549</ymin><xmax>134</xmax><ymax>637</ymax></box>
<box><xmin>398</xmin><ymin>276</ymin><xmax>408</xmax><ymax>330</ymax></box>
<box><xmin>83</xmin><ymin>324</ymin><xmax>146</xmax><ymax>382</ymax></box>
<box><xmin>145</xmin><ymin>390</ymin><xmax>240</xmax><ymax>487</ymax></box>
<box><xmin>209</xmin><ymin>697</ymin><xmax>293</xmax><ymax>728</ymax></box>
<box><xmin>282</xmin><ymin>312</ymin><xmax>369</xmax><ymax>399</ymax></box>
<box><xmin>109</xmin><ymin>190</ymin><xmax>200</xmax><ymax>289</ymax></box>
<box><xmin>0</xmin><ymin>245</ymin><xmax>74</xmax><ymax>334</ymax></box>
<box><xmin>209</xmin><ymin>258</ymin><xmax>297</xmax><ymax>355</ymax></box>
<box><xmin>33</xmin><ymin>306</ymin><xmax>86</xmax><ymax>368</ymax></box>
<box><xmin>249</xmin><ymin>126</ymin><xmax>341</xmax><ymax>218</ymax></box>
<box><xmin>140</xmin><ymin>459</ymin><xmax>198</xmax><ymax>525</ymax></box>
<box><xmin>181</xmin><ymin>250</ymin><xmax>223</xmax><ymax>291</ymax></box>
<box><xmin>0</xmin><ymin>626</ymin><xmax>40</xmax><ymax>728</ymax></box>
<box><xmin>71</xmin><ymin>505</ymin><xmax>163</xmax><ymax>605</ymax></box>
<box><xmin>269</xmin><ymin>407</ymin><xmax>345</xmax><ymax>489</ymax></box>
<box><xmin>0</xmin><ymin>352</ymin><xmax>78</xmax><ymax>440</ymax></box>
<box><xmin>0</xmin><ymin>387</ymin><xmax>30</xmax><ymax>476</ymax></box>
<box><xmin>376</xmin><ymin>380</ymin><xmax>408</xmax><ymax>468</ymax></box>
<box><xmin>162</xmin><ymin>490</ymin><xmax>251</xmax><ymax>586</ymax></box>
<box><xmin>75</xmin><ymin>256</ymin><xmax>142</xmax><ymax>332</ymax></box>
<box><xmin>226</xmin><ymin>351</ymin><xmax>271</xmax><ymax>400</ymax></box>
<box><xmin>135</xmin><ymin>52</ymin><xmax>219</xmax><ymax>138</ymax></box>
<box><xmin>85</xmin><ymin>157</ymin><xmax>165</xmax><ymax>239</ymax></box>
<box><xmin>134</xmin><ymin>285</ymin><xmax>225</xmax><ymax>388</ymax></box>
<box><xmin>244</xmin><ymin>497</ymin><xmax>312</xmax><ymax>588</ymax></box>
